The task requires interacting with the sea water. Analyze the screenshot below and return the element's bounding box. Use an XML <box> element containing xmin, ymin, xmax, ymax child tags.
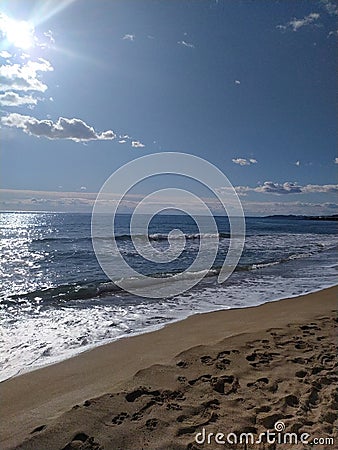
<box><xmin>0</xmin><ymin>212</ymin><xmax>337</xmax><ymax>381</ymax></box>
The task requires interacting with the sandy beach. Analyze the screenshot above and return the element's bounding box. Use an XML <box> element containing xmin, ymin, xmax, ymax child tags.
<box><xmin>1</xmin><ymin>286</ymin><xmax>337</xmax><ymax>449</ymax></box>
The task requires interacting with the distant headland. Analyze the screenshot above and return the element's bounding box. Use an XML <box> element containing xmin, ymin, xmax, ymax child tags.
<box><xmin>264</xmin><ymin>214</ymin><xmax>338</xmax><ymax>221</ymax></box>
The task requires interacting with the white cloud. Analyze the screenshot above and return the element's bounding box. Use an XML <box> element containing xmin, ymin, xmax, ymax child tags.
<box><xmin>320</xmin><ymin>0</ymin><xmax>338</xmax><ymax>16</ymax></box>
<box><xmin>235</xmin><ymin>80</ymin><xmax>241</xmax><ymax>85</ymax></box>
<box><xmin>234</xmin><ymin>181</ymin><xmax>338</xmax><ymax>196</ymax></box>
<box><xmin>131</xmin><ymin>140</ymin><xmax>145</xmax><ymax>148</ymax></box>
<box><xmin>232</xmin><ymin>158</ymin><xmax>257</xmax><ymax>166</ymax></box>
<box><xmin>178</xmin><ymin>40</ymin><xmax>195</xmax><ymax>48</ymax></box>
<box><xmin>301</xmin><ymin>184</ymin><xmax>338</xmax><ymax>193</ymax></box>
<box><xmin>256</xmin><ymin>181</ymin><xmax>303</xmax><ymax>194</ymax></box>
<box><xmin>118</xmin><ymin>139</ymin><xmax>127</xmax><ymax>144</ymax></box>
<box><xmin>296</xmin><ymin>160</ymin><xmax>300</xmax><ymax>166</ymax></box>
<box><xmin>334</xmin><ymin>157</ymin><xmax>338</xmax><ymax>164</ymax></box>
<box><xmin>1</xmin><ymin>113</ymin><xmax>117</xmax><ymax>142</ymax></box>
<box><xmin>0</xmin><ymin>50</ymin><xmax>11</xmax><ymax>58</ymax></box>
<box><xmin>277</xmin><ymin>13</ymin><xmax>320</xmax><ymax>32</ymax></box>
<box><xmin>44</xmin><ymin>30</ymin><xmax>55</xmax><ymax>44</ymax></box>
<box><xmin>0</xmin><ymin>91</ymin><xmax>37</xmax><ymax>106</ymax></box>
<box><xmin>241</xmin><ymin>200</ymin><xmax>338</xmax><ymax>216</ymax></box>
<box><xmin>0</xmin><ymin>13</ymin><xmax>34</xmax><ymax>49</ymax></box>
<box><xmin>0</xmin><ymin>59</ymin><xmax>53</xmax><ymax>92</ymax></box>
<box><xmin>1</xmin><ymin>188</ymin><xmax>337</xmax><ymax>215</ymax></box>
<box><xmin>80</xmin><ymin>186</ymin><xmax>87</xmax><ymax>191</ymax></box>
<box><xmin>122</xmin><ymin>34</ymin><xmax>135</xmax><ymax>41</ymax></box>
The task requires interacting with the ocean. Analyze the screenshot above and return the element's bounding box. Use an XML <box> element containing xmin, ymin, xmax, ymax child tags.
<box><xmin>0</xmin><ymin>211</ymin><xmax>337</xmax><ymax>381</ymax></box>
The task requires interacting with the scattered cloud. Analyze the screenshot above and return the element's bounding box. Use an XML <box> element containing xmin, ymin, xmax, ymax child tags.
<box><xmin>44</xmin><ymin>30</ymin><xmax>55</xmax><ymax>44</ymax></box>
<box><xmin>334</xmin><ymin>157</ymin><xmax>338</xmax><ymax>164</ymax></box>
<box><xmin>320</xmin><ymin>0</ymin><xmax>338</xmax><ymax>16</ymax></box>
<box><xmin>295</xmin><ymin>160</ymin><xmax>300</xmax><ymax>166</ymax></box>
<box><xmin>0</xmin><ymin>50</ymin><xmax>11</xmax><ymax>58</ymax></box>
<box><xmin>0</xmin><ymin>12</ymin><xmax>34</xmax><ymax>49</ymax></box>
<box><xmin>178</xmin><ymin>40</ymin><xmax>195</xmax><ymax>48</ymax></box>
<box><xmin>1</xmin><ymin>113</ymin><xmax>117</xmax><ymax>142</ymax></box>
<box><xmin>233</xmin><ymin>181</ymin><xmax>338</xmax><ymax>196</ymax></box>
<box><xmin>232</xmin><ymin>158</ymin><xmax>257</xmax><ymax>166</ymax></box>
<box><xmin>122</xmin><ymin>34</ymin><xmax>135</xmax><ymax>41</ymax></box>
<box><xmin>1</xmin><ymin>188</ymin><xmax>337</xmax><ymax>215</ymax></box>
<box><xmin>80</xmin><ymin>186</ymin><xmax>87</xmax><ymax>191</ymax></box>
<box><xmin>301</xmin><ymin>184</ymin><xmax>338</xmax><ymax>193</ymax></box>
<box><xmin>0</xmin><ymin>59</ymin><xmax>53</xmax><ymax>92</ymax></box>
<box><xmin>241</xmin><ymin>200</ymin><xmax>338</xmax><ymax>216</ymax></box>
<box><xmin>131</xmin><ymin>140</ymin><xmax>145</xmax><ymax>148</ymax></box>
<box><xmin>118</xmin><ymin>139</ymin><xmax>127</xmax><ymax>144</ymax></box>
<box><xmin>0</xmin><ymin>91</ymin><xmax>38</xmax><ymax>106</ymax></box>
<box><xmin>277</xmin><ymin>13</ymin><xmax>320</xmax><ymax>32</ymax></box>
<box><xmin>235</xmin><ymin>80</ymin><xmax>241</xmax><ymax>85</ymax></box>
<box><xmin>256</xmin><ymin>181</ymin><xmax>302</xmax><ymax>194</ymax></box>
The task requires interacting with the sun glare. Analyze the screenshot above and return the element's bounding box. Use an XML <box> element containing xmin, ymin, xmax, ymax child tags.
<box><xmin>2</xmin><ymin>16</ymin><xmax>34</xmax><ymax>49</ymax></box>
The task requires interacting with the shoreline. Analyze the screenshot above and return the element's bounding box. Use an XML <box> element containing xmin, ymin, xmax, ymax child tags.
<box><xmin>1</xmin><ymin>286</ymin><xmax>337</xmax><ymax>449</ymax></box>
<box><xmin>4</xmin><ymin>282</ymin><xmax>337</xmax><ymax>384</ymax></box>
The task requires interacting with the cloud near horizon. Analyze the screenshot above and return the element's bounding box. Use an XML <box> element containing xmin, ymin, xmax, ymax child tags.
<box><xmin>1</xmin><ymin>113</ymin><xmax>117</xmax><ymax>142</ymax></box>
<box><xmin>234</xmin><ymin>181</ymin><xmax>338</xmax><ymax>196</ymax></box>
<box><xmin>1</xmin><ymin>188</ymin><xmax>337</xmax><ymax>216</ymax></box>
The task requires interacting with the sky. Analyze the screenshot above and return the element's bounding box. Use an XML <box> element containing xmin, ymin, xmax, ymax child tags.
<box><xmin>0</xmin><ymin>0</ymin><xmax>337</xmax><ymax>215</ymax></box>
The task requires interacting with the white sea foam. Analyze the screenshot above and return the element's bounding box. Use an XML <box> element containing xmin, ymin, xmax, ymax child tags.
<box><xmin>1</xmin><ymin>248</ymin><xmax>337</xmax><ymax>382</ymax></box>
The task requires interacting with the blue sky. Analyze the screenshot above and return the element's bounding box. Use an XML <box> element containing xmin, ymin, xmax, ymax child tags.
<box><xmin>0</xmin><ymin>0</ymin><xmax>337</xmax><ymax>215</ymax></box>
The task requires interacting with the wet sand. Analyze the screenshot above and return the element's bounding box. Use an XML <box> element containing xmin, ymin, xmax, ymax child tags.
<box><xmin>0</xmin><ymin>286</ymin><xmax>337</xmax><ymax>449</ymax></box>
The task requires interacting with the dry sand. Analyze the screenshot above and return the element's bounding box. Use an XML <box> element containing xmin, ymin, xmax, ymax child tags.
<box><xmin>0</xmin><ymin>286</ymin><xmax>337</xmax><ymax>449</ymax></box>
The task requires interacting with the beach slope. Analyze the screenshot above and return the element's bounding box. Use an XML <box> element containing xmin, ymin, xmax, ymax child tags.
<box><xmin>1</xmin><ymin>287</ymin><xmax>337</xmax><ymax>449</ymax></box>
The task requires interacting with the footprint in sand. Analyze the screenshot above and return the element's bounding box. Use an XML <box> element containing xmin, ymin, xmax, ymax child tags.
<box><xmin>111</xmin><ymin>412</ymin><xmax>129</xmax><ymax>425</ymax></box>
<box><xmin>146</xmin><ymin>418</ymin><xmax>158</xmax><ymax>430</ymax></box>
<box><xmin>211</xmin><ymin>375</ymin><xmax>239</xmax><ymax>395</ymax></box>
<box><xmin>62</xmin><ymin>433</ymin><xmax>102</xmax><ymax>450</ymax></box>
<box><xmin>246</xmin><ymin>351</ymin><xmax>279</xmax><ymax>367</ymax></box>
<box><xmin>200</xmin><ymin>355</ymin><xmax>214</xmax><ymax>365</ymax></box>
<box><xmin>247</xmin><ymin>377</ymin><xmax>269</xmax><ymax>389</ymax></box>
<box><xmin>176</xmin><ymin>360</ymin><xmax>188</xmax><ymax>368</ymax></box>
<box><xmin>284</xmin><ymin>394</ymin><xmax>299</xmax><ymax>407</ymax></box>
<box><xmin>188</xmin><ymin>374</ymin><xmax>212</xmax><ymax>385</ymax></box>
<box><xmin>176</xmin><ymin>411</ymin><xmax>218</xmax><ymax>436</ymax></box>
<box><xmin>30</xmin><ymin>424</ymin><xmax>46</xmax><ymax>434</ymax></box>
<box><xmin>295</xmin><ymin>369</ymin><xmax>307</xmax><ymax>378</ymax></box>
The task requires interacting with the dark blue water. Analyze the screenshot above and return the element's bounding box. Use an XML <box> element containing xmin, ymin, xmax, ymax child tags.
<box><xmin>0</xmin><ymin>212</ymin><xmax>337</xmax><ymax>380</ymax></box>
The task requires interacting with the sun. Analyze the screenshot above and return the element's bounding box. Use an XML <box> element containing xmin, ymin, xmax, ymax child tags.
<box><xmin>2</xmin><ymin>16</ymin><xmax>34</xmax><ymax>49</ymax></box>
